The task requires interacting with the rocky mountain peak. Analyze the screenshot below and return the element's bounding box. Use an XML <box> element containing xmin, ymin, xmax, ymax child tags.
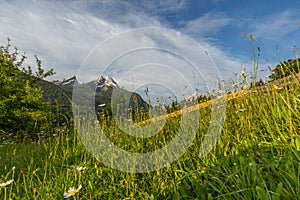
<box><xmin>52</xmin><ymin>75</ymin><xmax>77</xmax><ymax>86</ymax></box>
<box><xmin>96</xmin><ymin>75</ymin><xmax>118</xmax><ymax>88</ymax></box>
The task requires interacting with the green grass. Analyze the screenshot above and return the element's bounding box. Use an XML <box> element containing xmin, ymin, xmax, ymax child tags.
<box><xmin>1</xmin><ymin>76</ymin><xmax>300</xmax><ymax>199</ymax></box>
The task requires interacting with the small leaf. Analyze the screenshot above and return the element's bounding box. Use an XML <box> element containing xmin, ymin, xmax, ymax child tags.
<box><xmin>150</xmin><ymin>194</ymin><xmax>155</xmax><ymax>200</ymax></box>
<box><xmin>295</xmin><ymin>136</ymin><xmax>300</xmax><ymax>151</ymax></box>
<box><xmin>207</xmin><ymin>193</ymin><xmax>213</xmax><ymax>200</ymax></box>
<box><xmin>249</xmin><ymin>33</ymin><xmax>256</xmax><ymax>40</ymax></box>
<box><xmin>272</xmin><ymin>182</ymin><xmax>283</xmax><ymax>200</ymax></box>
<box><xmin>256</xmin><ymin>186</ymin><xmax>268</xmax><ymax>200</ymax></box>
<box><xmin>275</xmin><ymin>182</ymin><xmax>283</xmax><ymax>195</ymax></box>
<box><xmin>291</xmin><ymin>138</ymin><xmax>295</xmax><ymax>148</ymax></box>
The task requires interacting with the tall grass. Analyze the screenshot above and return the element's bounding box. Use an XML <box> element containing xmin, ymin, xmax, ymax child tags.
<box><xmin>1</xmin><ymin>50</ymin><xmax>300</xmax><ymax>198</ymax></box>
<box><xmin>1</xmin><ymin>76</ymin><xmax>299</xmax><ymax>199</ymax></box>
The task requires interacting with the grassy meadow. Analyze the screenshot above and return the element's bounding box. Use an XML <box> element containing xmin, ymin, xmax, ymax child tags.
<box><xmin>1</xmin><ymin>44</ymin><xmax>300</xmax><ymax>199</ymax></box>
<box><xmin>1</xmin><ymin>73</ymin><xmax>300</xmax><ymax>199</ymax></box>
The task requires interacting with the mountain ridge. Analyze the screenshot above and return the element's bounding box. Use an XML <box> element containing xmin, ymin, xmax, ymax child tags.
<box><xmin>41</xmin><ymin>75</ymin><xmax>149</xmax><ymax>124</ymax></box>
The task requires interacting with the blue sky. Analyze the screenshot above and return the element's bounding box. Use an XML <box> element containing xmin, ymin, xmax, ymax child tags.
<box><xmin>0</xmin><ymin>0</ymin><xmax>299</xmax><ymax>92</ymax></box>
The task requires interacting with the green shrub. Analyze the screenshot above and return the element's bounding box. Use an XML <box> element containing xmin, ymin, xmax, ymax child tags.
<box><xmin>0</xmin><ymin>39</ymin><xmax>54</xmax><ymax>142</ymax></box>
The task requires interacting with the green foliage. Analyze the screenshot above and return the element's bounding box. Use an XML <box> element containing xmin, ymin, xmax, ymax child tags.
<box><xmin>1</xmin><ymin>36</ymin><xmax>300</xmax><ymax>199</ymax></box>
<box><xmin>39</xmin><ymin>80</ymin><xmax>73</xmax><ymax>127</ymax></box>
<box><xmin>1</xmin><ymin>81</ymin><xmax>300</xmax><ymax>199</ymax></box>
<box><xmin>269</xmin><ymin>58</ymin><xmax>300</xmax><ymax>80</ymax></box>
<box><xmin>0</xmin><ymin>39</ymin><xmax>54</xmax><ymax>141</ymax></box>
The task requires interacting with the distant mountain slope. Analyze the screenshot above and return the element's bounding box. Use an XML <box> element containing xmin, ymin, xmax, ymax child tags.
<box><xmin>40</xmin><ymin>75</ymin><xmax>149</xmax><ymax>124</ymax></box>
<box><xmin>38</xmin><ymin>79</ymin><xmax>73</xmax><ymax>126</ymax></box>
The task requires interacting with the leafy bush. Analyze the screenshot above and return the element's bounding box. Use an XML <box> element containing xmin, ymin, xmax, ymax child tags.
<box><xmin>0</xmin><ymin>39</ymin><xmax>54</xmax><ymax>142</ymax></box>
<box><xmin>269</xmin><ymin>58</ymin><xmax>300</xmax><ymax>80</ymax></box>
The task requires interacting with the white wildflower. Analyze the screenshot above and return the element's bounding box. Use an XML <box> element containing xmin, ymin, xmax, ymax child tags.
<box><xmin>241</xmin><ymin>71</ymin><xmax>247</xmax><ymax>77</ymax></box>
<box><xmin>63</xmin><ymin>185</ymin><xmax>82</xmax><ymax>198</ymax></box>
<box><xmin>235</xmin><ymin>108</ymin><xmax>247</xmax><ymax>113</ymax></box>
<box><xmin>76</xmin><ymin>166</ymin><xmax>86</xmax><ymax>172</ymax></box>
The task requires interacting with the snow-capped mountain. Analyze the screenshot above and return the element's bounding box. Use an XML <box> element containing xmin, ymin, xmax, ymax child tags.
<box><xmin>52</xmin><ymin>75</ymin><xmax>118</xmax><ymax>89</ymax></box>
<box><xmin>96</xmin><ymin>75</ymin><xmax>118</xmax><ymax>88</ymax></box>
<box><xmin>48</xmin><ymin>75</ymin><xmax>149</xmax><ymax>116</ymax></box>
<box><xmin>52</xmin><ymin>75</ymin><xmax>77</xmax><ymax>87</ymax></box>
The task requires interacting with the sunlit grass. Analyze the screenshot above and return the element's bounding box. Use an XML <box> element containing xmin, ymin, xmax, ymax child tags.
<box><xmin>0</xmin><ymin>35</ymin><xmax>300</xmax><ymax>200</ymax></box>
<box><xmin>1</xmin><ymin>68</ymin><xmax>300</xmax><ymax>199</ymax></box>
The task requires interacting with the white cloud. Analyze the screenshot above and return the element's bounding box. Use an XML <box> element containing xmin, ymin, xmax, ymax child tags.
<box><xmin>249</xmin><ymin>10</ymin><xmax>300</xmax><ymax>40</ymax></box>
<box><xmin>77</xmin><ymin>27</ymin><xmax>224</xmax><ymax>98</ymax></box>
<box><xmin>0</xmin><ymin>0</ymin><xmax>163</xmax><ymax>79</ymax></box>
<box><xmin>0</xmin><ymin>0</ymin><xmax>244</xmax><ymax>99</ymax></box>
<box><xmin>182</xmin><ymin>12</ymin><xmax>231</xmax><ymax>38</ymax></box>
<box><xmin>178</xmin><ymin>11</ymin><xmax>242</xmax><ymax>82</ymax></box>
<box><xmin>201</xmin><ymin>43</ymin><xmax>244</xmax><ymax>77</ymax></box>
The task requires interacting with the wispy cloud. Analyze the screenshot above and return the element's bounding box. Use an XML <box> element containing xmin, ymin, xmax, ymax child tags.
<box><xmin>0</xmin><ymin>0</ymin><xmax>244</xmax><ymax>98</ymax></box>
<box><xmin>249</xmin><ymin>10</ymin><xmax>300</xmax><ymax>40</ymax></box>
<box><xmin>182</xmin><ymin>12</ymin><xmax>231</xmax><ymax>38</ymax></box>
<box><xmin>0</xmin><ymin>0</ymin><xmax>164</xmax><ymax>79</ymax></box>
<box><xmin>180</xmin><ymin>11</ymin><xmax>243</xmax><ymax>80</ymax></box>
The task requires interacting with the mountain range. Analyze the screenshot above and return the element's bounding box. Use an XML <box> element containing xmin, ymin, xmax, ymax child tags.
<box><xmin>40</xmin><ymin>75</ymin><xmax>149</xmax><ymax>125</ymax></box>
